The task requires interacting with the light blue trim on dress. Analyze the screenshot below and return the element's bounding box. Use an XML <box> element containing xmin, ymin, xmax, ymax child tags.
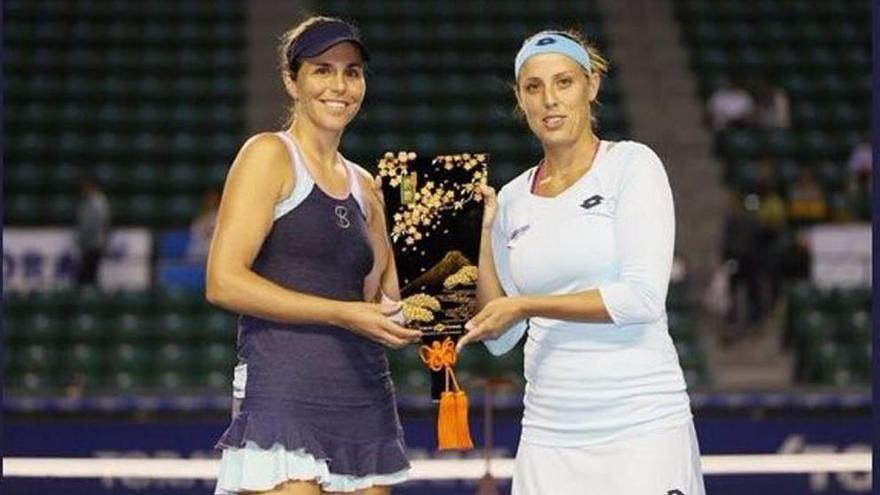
<box><xmin>273</xmin><ymin>132</ymin><xmax>314</xmax><ymax>221</ymax></box>
<box><xmin>272</xmin><ymin>132</ymin><xmax>369</xmax><ymax>222</ymax></box>
<box><xmin>215</xmin><ymin>441</ymin><xmax>410</xmax><ymax>494</ymax></box>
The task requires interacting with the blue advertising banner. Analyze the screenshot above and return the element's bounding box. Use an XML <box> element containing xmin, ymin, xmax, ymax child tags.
<box><xmin>3</xmin><ymin>416</ymin><xmax>872</xmax><ymax>494</ymax></box>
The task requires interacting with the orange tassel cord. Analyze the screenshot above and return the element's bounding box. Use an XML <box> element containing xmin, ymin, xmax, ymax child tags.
<box><xmin>418</xmin><ymin>337</ymin><xmax>474</xmax><ymax>450</ymax></box>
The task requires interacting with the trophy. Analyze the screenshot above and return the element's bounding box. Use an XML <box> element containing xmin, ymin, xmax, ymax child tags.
<box><xmin>379</xmin><ymin>150</ymin><xmax>485</xmax><ymax>450</ymax></box>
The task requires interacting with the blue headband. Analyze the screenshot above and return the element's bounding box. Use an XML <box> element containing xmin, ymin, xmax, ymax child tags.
<box><xmin>287</xmin><ymin>20</ymin><xmax>370</xmax><ymax>72</ymax></box>
<box><xmin>514</xmin><ymin>31</ymin><xmax>592</xmax><ymax>79</ymax></box>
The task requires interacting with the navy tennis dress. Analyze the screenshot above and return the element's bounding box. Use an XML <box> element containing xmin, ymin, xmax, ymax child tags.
<box><xmin>214</xmin><ymin>132</ymin><xmax>410</xmax><ymax>493</ymax></box>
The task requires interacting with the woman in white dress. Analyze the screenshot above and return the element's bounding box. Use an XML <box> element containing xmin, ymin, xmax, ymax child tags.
<box><xmin>456</xmin><ymin>29</ymin><xmax>706</xmax><ymax>495</ymax></box>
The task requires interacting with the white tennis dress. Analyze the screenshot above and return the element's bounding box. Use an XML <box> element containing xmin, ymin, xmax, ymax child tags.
<box><xmin>484</xmin><ymin>141</ymin><xmax>706</xmax><ymax>494</ymax></box>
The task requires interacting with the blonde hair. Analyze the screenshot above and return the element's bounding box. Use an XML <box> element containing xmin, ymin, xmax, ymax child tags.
<box><xmin>513</xmin><ymin>28</ymin><xmax>609</xmax><ymax>130</ymax></box>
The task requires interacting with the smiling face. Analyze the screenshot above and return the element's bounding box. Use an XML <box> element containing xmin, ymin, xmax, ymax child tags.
<box><xmin>284</xmin><ymin>42</ymin><xmax>366</xmax><ymax>134</ymax></box>
<box><xmin>515</xmin><ymin>53</ymin><xmax>600</xmax><ymax>148</ymax></box>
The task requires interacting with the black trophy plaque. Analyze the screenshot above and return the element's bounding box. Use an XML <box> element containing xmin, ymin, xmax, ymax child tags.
<box><xmin>379</xmin><ymin>151</ymin><xmax>488</xmax><ymax>400</ymax></box>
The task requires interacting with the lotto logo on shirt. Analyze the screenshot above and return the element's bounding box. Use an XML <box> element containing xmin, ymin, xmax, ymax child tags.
<box><xmin>580</xmin><ymin>194</ymin><xmax>604</xmax><ymax>210</ymax></box>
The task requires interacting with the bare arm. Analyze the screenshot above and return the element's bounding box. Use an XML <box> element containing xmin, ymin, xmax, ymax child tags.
<box><xmin>205</xmin><ymin>134</ymin><xmax>420</xmax><ymax>348</ymax></box>
<box><xmin>475</xmin><ymin>226</ymin><xmax>506</xmax><ymax>310</ymax></box>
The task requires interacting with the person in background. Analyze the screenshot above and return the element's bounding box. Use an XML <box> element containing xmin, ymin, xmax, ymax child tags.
<box><xmin>752</xmin><ymin>77</ymin><xmax>790</xmax><ymax>129</ymax></box>
<box><xmin>74</xmin><ymin>174</ymin><xmax>111</xmax><ymax>287</ymax></box>
<box><xmin>788</xmin><ymin>166</ymin><xmax>828</xmax><ymax>225</ymax></box>
<box><xmin>721</xmin><ymin>191</ymin><xmax>763</xmax><ymax>332</ymax></box>
<box><xmin>756</xmin><ymin>184</ymin><xmax>787</xmax><ymax>310</ymax></box>
<box><xmin>846</xmin><ymin>132</ymin><xmax>872</xmax><ymax>178</ymax></box>
<box><xmin>707</xmin><ymin>76</ymin><xmax>755</xmax><ymax>131</ymax></box>
<box><xmin>847</xmin><ymin>166</ymin><xmax>872</xmax><ymax>222</ymax></box>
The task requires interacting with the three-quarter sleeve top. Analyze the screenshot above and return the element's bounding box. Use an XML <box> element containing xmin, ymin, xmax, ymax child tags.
<box><xmin>483</xmin><ymin>141</ymin><xmax>693</xmax><ymax>446</ymax></box>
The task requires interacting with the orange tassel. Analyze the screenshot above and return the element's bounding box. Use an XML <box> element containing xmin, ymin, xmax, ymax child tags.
<box><xmin>438</xmin><ymin>390</ymin><xmax>459</xmax><ymax>447</ymax></box>
<box><xmin>420</xmin><ymin>338</ymin><xmax>474</xmax><ymax>451</ymax></box>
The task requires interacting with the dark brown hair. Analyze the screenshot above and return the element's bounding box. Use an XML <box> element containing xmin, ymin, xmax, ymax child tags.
<box><xmin>277</xmin><ymin>15</ymin><xmax>354</xmax><ymax>127</ymax></box>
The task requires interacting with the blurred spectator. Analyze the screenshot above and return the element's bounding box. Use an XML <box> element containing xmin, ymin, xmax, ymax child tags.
<box><xmin>780</xmin><ymin>231</ymin><xmax>812</xmax><ymax>282</ymax></box>
<box><xmin>707</xmin><ymin>78</ymin><xmax>755</xmax><ymax>131</ymax></box>
<box><xmin>75</xmin><ymin>174</ymin><xmax>111</xmax><ymax>287</ymax></box>
<box><xmin>755</xmin><ymin>156</ymin><xmax>778</xmax><ymax>193</ymax></box>
<box><xmin>721</xmin><ymin>192</ymin><xmax>763</xmax><ymax>330</ymax></box>
<box><xmin>756</xmin><ymin>185</ymin><xmax>787</xmax><ymax>308</ymax></box>
<box><xmin>187</xmin><ymin>190</ymin><xmax>220</xmax><ymax>262</ymax></box>
<box><xmin>847</xmin><ymin>168</ymin><xmax>872</xmax><ymax>222</ymax></box>
<box><xmin>752</xmin><ymin>78</ymin><xmax>790</xmax><ymax>129</ymax></box>
<box><xmin>846</xmin><ymin>134</ymin><xmax>872</xmax><ymax>177</ymax></box>
<box><xmin>788</xmin><ymin>167</ymin><xmax>827</xmax><ymax>224</ymax></box>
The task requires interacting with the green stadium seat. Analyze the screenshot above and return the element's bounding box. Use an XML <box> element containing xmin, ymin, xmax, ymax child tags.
<box><xmin>9</xmin><ymin>370</ymin><xmax>55</xmax><ymax>393</ymax></box>
<box><xmin>5</xmin><ymin>164</ymin><xmax>47</xmax><ymax>193</ymax></box>
<box><xmin>4</xmin><ymin>315</ymin><xmax>23</xmax><ymax>345</ymax></box>
<box><xmin>676</xmin><ymin>341</ymin><xmax>704</xmax><ymax>370</ymax></box>
<box><xmin>837</xmin><ymin>311</ymin><xmax>871</xmax><ymax>345</ymax></box>
<box><xmin>5</xmin><ymin>194</ymin><xmax>44</xmax><ymax>224</ymax></box>
<box><xmin>123</xmin><ymin>289</ymin><xmax>157</xmax><ymax>311</ymax></box>
<box><xmin>155</xmin><ymin>287</ymin><xmax>204</xmax><ymax>314</ymax></box>
<box><xmin>764</xmin><ymin>130</ymin><xmax>795</xmax><ymax>157</ymax></box>
<box><xmin>111</xmin><ymin>343</ymin><xmax>151</xmax><ymax>372</ymax></box>
<box><xmin>161</xmin><ymin>195</ymin><xmax>200</xmax><ymax>227</ymax></box>
<box><xmin>60</xmin><ymin>343</ymin><xmax>105</xmax><ymax>376</ymax></box>
<box><xmin>197</xmin><ymin>343</ymin><xmax>237</xmax><ymax>372</ymax></box>
<box><xmin>816</xmin><ymin>162</ymin><xmax>848</xmax><ymax>192</ymax></box>
<box><xmin>112</xmin><ymin>313</ymin><xmax>151</xmax><ymax>343</ymax></box>
<box><xmin>683</xmin><ymin>367</ymin><xmax>709</xmax><ymax>388</ymax></box>
<box><xmin>849</xmin><ymin>342</ymin><xmax>871</xmax><ymax>383</ymax></box>
<box><xmin>155</xmin><ymin>313</ymin><xmax>191</xmax><ymax>342</ymax></box>
<box><xmin>156</xmin><ymin>343</ymin><xmax>193</xmax><ymax>371</ymax></box>
<box><xmin>75</xmin><ymin>287</ymin><xmax>108</xmax><ymax>315</ymax></box>
<box><xmin>193</xmin><ymin>311</ymin><xmax>235</xmax><ymax>345</ymax></box>
<box><xmin>67</xmin><ymin>313</ymin><xmax>107</xmax><ymax>345</ymax></box>
<box><xmin>792</xmin><ymin>309</ymin><xmax>835</xmax><ymax>349</ymax></box>
<box><xmin>668</xmin><ymin>311</ymin><xmax>696</xmax><ymax>343</ymax></box>
<box><xmin>110</xmin><ymin>369</ymin><xmax>153</xmax><ymax>391</ymax></box>
<box><xmin>114</xmin><ymin>194</ymin><xmax>161</xmax><ymax>225</ymax></box>
<box><xmin>20</xmin><ymin>313</ymin><xmax>63</xmax><ymax>344</ymax></box>
<box><xmin>804</xmin><ymin>341</ymin><xmax>851</xmax><ymax>386</ymax></box>
<box><xmin>27</xmin><ymin>290</ymin><xmax>75</xmax><ymax>317</ymax></box>
<box><xmin>18</xmin><ymin>344</ymin><xmax>58</xmax><ymax>373</ymax></box>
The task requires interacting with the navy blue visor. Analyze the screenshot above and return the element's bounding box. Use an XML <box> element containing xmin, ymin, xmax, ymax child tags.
<box><xmin>287</xmin><ymin>20</ymin><xmax>370</xmax><ymax>72</ymax></box>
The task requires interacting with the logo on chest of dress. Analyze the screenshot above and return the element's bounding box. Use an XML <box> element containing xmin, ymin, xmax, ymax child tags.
<box><xmin>334</xmin><ymin>205</ymin><xmax>351</xmax><ymax>229</ymax></box>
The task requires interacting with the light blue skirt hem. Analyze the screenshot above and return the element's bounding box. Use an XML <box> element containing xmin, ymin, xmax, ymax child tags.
<box><xmin>215</xmin><ymin>441</ymin><xmax>410</xmax><ymax>494</ymax></box>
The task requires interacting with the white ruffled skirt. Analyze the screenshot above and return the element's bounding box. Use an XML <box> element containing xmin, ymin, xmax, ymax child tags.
<box><xmin>215</xmin><ymin>440</ymin><xmax>410</xmax><ymax>494</ymax></box>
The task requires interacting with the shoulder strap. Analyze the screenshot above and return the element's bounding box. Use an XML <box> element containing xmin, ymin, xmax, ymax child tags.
<box><xmin>271</xmin><ymin>132</ymin><xmax>315</xmax><ymax>220</ymax></box>
<box><xmin>341</xmin><ymin>157</ymin><xmax>371</xmax><ymax>221</ymax></box>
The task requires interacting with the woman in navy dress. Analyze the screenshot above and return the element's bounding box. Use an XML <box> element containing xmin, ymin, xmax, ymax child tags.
<box><xmin>206</xmin><ymin>16</ymin><xmax>420</xmax><ymax>495</ymax></box>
